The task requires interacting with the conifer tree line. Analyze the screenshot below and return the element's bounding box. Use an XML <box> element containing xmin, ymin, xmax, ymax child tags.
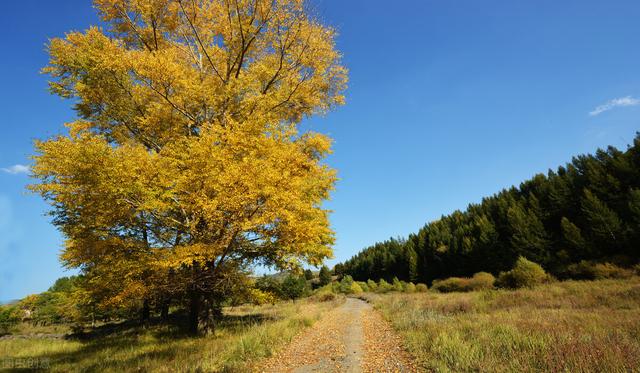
<box><xmin>339</xmin><ymin>134</ymin><xmax>640</xmax><ymax>284</ymax></box>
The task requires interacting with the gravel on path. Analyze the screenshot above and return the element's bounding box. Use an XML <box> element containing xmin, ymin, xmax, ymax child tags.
<box><xmin>257</xmin><ymin>297</ymin><xmax>417</xmax><ymax>373</ymax></box>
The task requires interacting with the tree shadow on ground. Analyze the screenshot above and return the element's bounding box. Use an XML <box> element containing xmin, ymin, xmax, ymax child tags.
<box><xmin>5</xmin><ymin>310</ymin><xmax>278</xmax><ymax>372</ymax></box>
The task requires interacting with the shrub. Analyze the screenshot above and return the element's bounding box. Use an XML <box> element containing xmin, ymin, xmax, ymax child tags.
<box><xmin>496</xmin><ymin>257</ymin><xmax>548</xmax><ymax>289</ymax></box>
<box><xmin>567</xmin><ymin>261</ymin><xmax>633</xmax><ymax>280</ymax></box>
<box><xmin>249</xmin><ymin>289</ymin><xmax>278</xmax><ymax>305</ymax></box>
<box><xmin>356</xmin><ymin>281</ymin><xmax>369</xmax><ymax>292</ymax></box>
<box><xmin>433</xmin><ymin>272</ymin><xmax>496</xmax><ymax>293</ymax></box>
<box><xmin>331</xmin><ymin>281</ymin><xmax>341</xmax><ymax>293</ymax></box>
<box><xmin>350</xmin><ymin>282</ymin><xmax>364</xmax><ymax>294</ymax></box>
<box><xmin>255</xmin><ymin>275</ymin><xmax>283</xmax><ymax>299</ymax></box>
<box><xmin>367</xmin><ymin>279</ymin><xmax>378</xmax><ymax>292</ymax></box>
<box><xmin>314</xmin><ymin>290</ymin><xmax>336</xmax><ymax>302</ymax></box>
<box><xmin>281</xmin><ymin>275</ymin><xmax>310</xmax><ymax>300</ymax></box>
<box><xmin>0</xmin><ymin>305</ymin><xmax>19</xmax><ymax>335</ymax></box>
<box><xmin>339</xmin><ymin>275</ymin><xmax>355</xmax><ymax>294</ymax></box>
<box><xmin>404</xmin><ymin>282</ymin><xmax>416</xmax><ymax>293</ymax></box>
<box><xmin>392</xmin><ymin>277</ymin><xmax>404</xmax><ymax>292</ymax></box>
<box><xmin>377</xmin><ymin>279</ymin><xmax>393</xmax><ymax>293</ymax></box>
<box><xmin>432</xmin><ymin>277</ymin><xmax>469</xmax><ymax>293</ymax></box>
<box><xmin>415</xmin><ymin>283</ymin><xmax>428</xmax><ymax>292</ymax></box>
<box><xmin>468</xmin><ymin>272</ymin><xmax>495</xmax><ymax>290</ymax></box>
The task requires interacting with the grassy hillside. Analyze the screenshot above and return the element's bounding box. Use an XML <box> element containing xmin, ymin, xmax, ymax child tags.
<box><xmin>0</xmin><ymin>298</ymin><xmax>341</xmax><ymax>372</ymax></box>
<box><xmin>368</xmin><ymin>277</ymin><xmax>640</xmax><ymax>372</ymax></box>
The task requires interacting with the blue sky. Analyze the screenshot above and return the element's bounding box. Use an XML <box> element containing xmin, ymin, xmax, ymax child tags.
<box><xmin>1</xmin><ymin>0</ymin><xmax>640</xmax><ymax>301</ymax></box>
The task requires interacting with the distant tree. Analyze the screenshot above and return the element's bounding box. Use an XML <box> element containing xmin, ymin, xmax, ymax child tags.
<box><xmin>629</xmin><ymin>189</ymin><xmax>640</xmax><ymax>224</ymax></box>
<box><xmin>629</xmin><ymin>189</ymin><xmax>640</xmax><ymax>254</ymax></box>
<box><xmin>281</xmin><ymin>275</ymin><xmax>309</xmax><ymax>301</ymax></box>
<box><xmin>318</xmin><ymin>266</ymin><xmax>332</xmax><ymax>286</ymax></box>
<box><xmin>507</xmin><ymin>203</ymin><xmax>550</xmax><ymax>265</ymax></box>
<box><xmin>560</xmin><ymin>217</ymin><xmax>587</xmax><ymax>258</ymax></box>
<box><xmin>582</xmin><ymin>189</ymin><xmax>623</xmax><ymax>254</ymax></box>
<box><xmin>304</xmin><ymin>269</ymin><xmax>314</xmax><ymax>281</ymax></box>
<box><xmin>255</xmin><ymin>275</ymin><xmax>283</xmax><ymax>299</ymax></box>
<box><xmin>404</xmin><ymin>241</ymin><xmax>419</xmax><ymax>282</ymax></box>
<box><xmin>337</xmin><ymin>134</ymin><xmax>640</xmax><ymax>285</ymax></box>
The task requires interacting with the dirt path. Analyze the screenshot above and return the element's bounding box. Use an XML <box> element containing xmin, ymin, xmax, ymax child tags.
<box><xmin>258</xmin><ymin>298</ymin><xmax>417</xmax><ymax>373</ymax></box>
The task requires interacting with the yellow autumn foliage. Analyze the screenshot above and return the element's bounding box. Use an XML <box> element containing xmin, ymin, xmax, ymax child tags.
<box><xmin>30</xmin><ymin>0</ymin><xmax>347</xmax><ymax>311</ymax></box>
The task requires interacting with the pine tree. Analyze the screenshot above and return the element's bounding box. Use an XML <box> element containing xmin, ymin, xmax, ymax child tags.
<box><xmin>404</xmin><ymin>241</ymin><xmax>419</xmax><ymax>282</ymax></box>
<box><xmin>304</xmin><ymin>269</ymin><xmax>314</xmax><ymax>281</ymax></box>
<box><xmin>629</xmin><ymin>189</ymin><xmax>640</xmax><ymax>225</ymax></box>
<box><xmin>560</xmin><ymin>217</ymin><xmax>587</xmax><ymax>258</ymax></box>
<box><xmin>581</xmin><ymin>189</ymin><xmax>622</xmax><ymax>253</ymax></box>
<box><xmin>507</xmin><ymin>203</ymin><xmax>550</xmax><ymax>265</ymax></box>
<box><xmin>318</xmin><ymin>266</ymin><xmax>332</xmax><ymax>286</ymax></box>
<box><xmin>338</xmin><ymin>135</ymin><xmax>640</xmax><ymax>284</ymax></box>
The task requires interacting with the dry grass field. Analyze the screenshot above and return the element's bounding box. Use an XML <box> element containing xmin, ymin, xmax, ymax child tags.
<box><xmin>0</xmin><ymin>298</ymin><xmax>341</xmax><ymax>372</ymax></box>
<box><xmin>367</xmin><ymin>277</ymin><xmax>640</xmax><ymax>372</ymax></box>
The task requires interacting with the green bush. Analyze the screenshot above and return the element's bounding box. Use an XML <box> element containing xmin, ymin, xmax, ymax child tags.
<box><xmin>497</xmin><ymin>257</ymin><xmax>548</xmax><ymax>289</ymax></box>
<box><xmin>356</xmin><ymin>281</ymin><xmax>369</xmax><ymax>292</ymax></box>
<box><xmin>367</xmin><ymin>279</ymin><xmax>378</xmax><ymax>292</ymax></box>
<box><xmin>415</xmin><ymin>283</ymin><xmax>428</xmax><ymax>292</ymax></box>
<box><xmin>0</xmin><ymin>305</ymin><xmax>19</xmax><ymax>335</ymax></box>
<box><xmin>255</xmin><ymin>275</ymin><xmax>283</xmax><ymax>299</ymax></box>
<box><xmin>432</xmin><ymin>277</ymin><xmax>469</xmax><ymax>293</ymax></box>
<box><xmin>468</xmin><ymin>272</ymin><xmax>495</xmax><ymax>290</ymax></box>
<box><xmin>404</xmin><ymin>282</ymin><xmax>416</xmax><ymax>293</ymax></box>
<box><xmin>377</xmin><ymin>279</ymin><xmax>393</xmax><ymax>293</ymax></box>
<box><xmin>281</xmin><ymin>275</ymin><xmax>310</xmax><ymax>300</ymax></box>
<box><xmin>350</xmin><ymin>282</ymin><xmax>364</xmax><ymax>294</ymax></box>
<box><xmin>339</xmin><ymin>275</ymin><xmax>355</xmax><ymax>294</ymax></box>
<box><xmin>432</xmin><ymin>272</ymin><xmax>496</xmax><ymax>293</ymax></box>
<box><xmin>567</xmin><ymin>261</ymin><xmax>633</xmax><ymax>280</ymax></box>
<box><xmin>318</xmin><ymin>265</ymin><xmax>332</xmax><ymax>286</ymax></box>
<box><xmin>312</xmin><ymin>284</ymin><xmax>337</xmax><ymax>301</ymax></box>
<box><xmin>392</xmin><ymin>277</ymin><xmax>404</xmax><ymax>292</ymax></box>
<box><xmin>331</xmin><ymin>281</ymin><xmax>341</xmax><ymax>293</ymax></box>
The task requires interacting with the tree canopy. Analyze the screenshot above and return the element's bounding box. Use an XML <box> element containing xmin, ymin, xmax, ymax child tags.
<box><xmin>31</xmin><ymin>0</ymin><xmax>346</xmax><ymax>333</ymax></box>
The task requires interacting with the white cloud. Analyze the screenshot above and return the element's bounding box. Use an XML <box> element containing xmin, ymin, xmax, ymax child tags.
<box><xmin>1</xmin><ymin>164</ymin><xmax>30</xmax><ymax>175</ymax></box>
<box><xmin>589</xmin><ymin>96</ymin><xmax>640</xmax><ymax>116</ymax></box>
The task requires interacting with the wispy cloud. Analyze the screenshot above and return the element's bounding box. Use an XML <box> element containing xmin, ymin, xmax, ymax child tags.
<box><xmin>589</xmin><ymin>96</ymin><xmax>640</xmax><ymax>116</ymax></box>
<box><xmin>1</xmin><ymin>164</ymin><xmax>30</xmax><ymax>175</ymax></box>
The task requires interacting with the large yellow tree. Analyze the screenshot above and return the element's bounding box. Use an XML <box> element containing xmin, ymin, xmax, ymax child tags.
<box><xmin>31</xmin><ymin>0</ymin><xmax>346</xmax><ymax>332</ymax></box>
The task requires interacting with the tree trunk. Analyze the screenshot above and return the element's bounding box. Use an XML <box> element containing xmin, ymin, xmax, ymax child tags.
<box><xmin>160</xmin><ymin>299</ymin><xmax>169</xmax><ymax>321</ymax></box>
<box><xmin>188</xmin><ymin>290</ymin><xmax>201</xmax><ymax>335</ymax></box>
<box><xmin>200</xmin><ymin>299</ymin><xmax>222</xmax><ymax>336</ymax></box>
<box><xmin>141</xmin><ymin>299</ymin><xmax>151</xmax><ymax>325</ymax></box>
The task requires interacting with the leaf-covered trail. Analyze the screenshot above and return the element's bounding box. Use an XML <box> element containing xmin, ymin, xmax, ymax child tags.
<box><xmin>258</xmin><ymin>298</ymin><xmax>417</xmax><ymax>373</ymax></box>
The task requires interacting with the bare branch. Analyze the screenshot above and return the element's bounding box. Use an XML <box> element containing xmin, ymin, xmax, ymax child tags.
<box><xmin>177</xmin><ymin>0</ymin><xmax>226</xmax><ymax>83</ymax></box>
